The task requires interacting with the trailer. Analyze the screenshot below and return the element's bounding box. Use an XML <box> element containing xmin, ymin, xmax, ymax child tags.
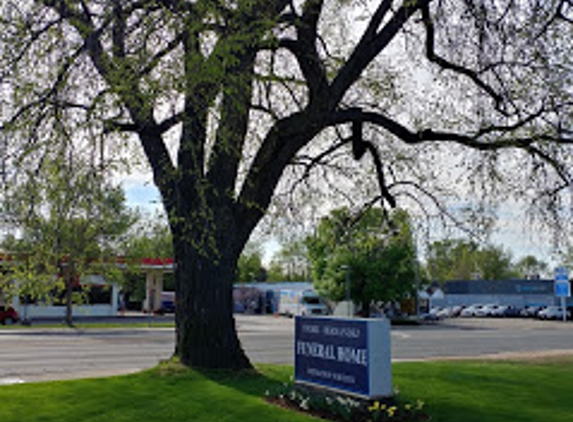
<box><xmin>278</xmin><ymin>289</ymin><xmax>328</xmax><ymax>317</ymax></box>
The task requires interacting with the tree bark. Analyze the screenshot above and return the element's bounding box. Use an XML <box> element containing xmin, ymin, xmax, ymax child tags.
<box><xmin>171</xmin><ymin>205</ymin><xmax>252</xmax><ymax>370</ymax></box>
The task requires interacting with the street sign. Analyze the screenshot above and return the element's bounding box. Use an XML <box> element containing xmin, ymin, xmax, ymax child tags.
<box><xmin>554</xmin><ymin>267</ymin><xmax>571</xmax><ymax>322</ymax></box>
<box><xmin>555</xmin><ymin>267</ymin><xmax>569</xmax><ymax>282</ymax></box>
<box><xmin>555</xmin><ymin>281</ymin><xmax>571</xmax><ymax>298</ymax></box>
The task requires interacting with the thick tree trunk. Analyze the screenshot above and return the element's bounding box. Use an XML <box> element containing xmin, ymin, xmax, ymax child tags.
<box><xmin>172</xmin><ymin>219</ymin><xmax>252</xmax><ymax>370</ymax></box>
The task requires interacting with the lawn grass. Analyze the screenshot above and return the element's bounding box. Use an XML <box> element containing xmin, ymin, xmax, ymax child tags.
<box><xmin>1</xmin><ymin>359</ymin><xmax>572</xmax><ymax>422</ymax></box>
<box><xmin>393</xmin><ymin>357</ymin><xmax>573</xmax><ymax>422</ymax></box>
<box><xmin>0</xmin><ymin>362</ymin><xmax>315</xmax><ymax>422</ymax></box>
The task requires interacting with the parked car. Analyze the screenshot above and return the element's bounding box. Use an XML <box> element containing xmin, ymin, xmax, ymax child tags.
<box><xmin>158</xmin><ymin>291</ymin><xmax>175</xmax><ymax>314</ymax></box>
<box><xmin>490</xmin><ymin>305</ymin><xmax>509</xmax><ymax>317</ymax></box>
<box><xmin>436</xmin><ymin>307</ymin><xmax>454</xmax><ymax>319</ymax></box>
<box><xmin>520</xmin><ymin>305</ymin><xmax>546</xmax><ymax>318</ymax></box>
<box><xmin>490</xmin><ymin>305</ymin><xmax>521</xmax><ymax>317</ymax></box>
<box><xmin>460</xmin><ymin>304</ymin><xmax>484</xmax><ymax>317</ymax></box>
<box><xmin>420</xmin><ymin>306</ymin><xmax>442</xmax><ymax>321</ymax></box>
<box><xmin>437</xmin><ymin>305</ymin><xmax>465</xmax><ymax>318</ymax></box>
<box><xmin>504</xmin><ymin>306</ymin><xmax>523</xmax><ymax>317</ymax></box>
<box><xmin>538</xmin><ymin>306</ymin><xmax>570</xmax><ymax>320</ymax></box>
<box><xmin>475</xmin><ymin>304</ymin><xmax>500</xmax><ymax>317</ymax></box>
<box><xmin>0</xmin><ymin>306</ymin><xmax>19</xmax><ymax>325</ymax></box>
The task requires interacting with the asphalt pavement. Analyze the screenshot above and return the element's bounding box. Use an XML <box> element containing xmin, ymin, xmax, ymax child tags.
<box><xmin>1</xmin><ymin>315</ymin><xmax>573</xmax><ymax>384</ymax></box>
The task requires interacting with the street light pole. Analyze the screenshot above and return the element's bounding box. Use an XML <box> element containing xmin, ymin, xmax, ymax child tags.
<box><xmin>341</xmin><ymin>265</ymin><xmax>351</xmax><ymax>317</ymax></box>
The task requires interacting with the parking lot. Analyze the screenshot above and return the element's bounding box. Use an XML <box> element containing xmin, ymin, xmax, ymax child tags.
<box><xmin>1</xmin><ymin>315</ymin><xmax>573</xmax><ymax>384</ymax></box>
<box><xmin>425</xmin><ymin>303</ymin><xmax>571</xmax><ymax>320</ymax></box>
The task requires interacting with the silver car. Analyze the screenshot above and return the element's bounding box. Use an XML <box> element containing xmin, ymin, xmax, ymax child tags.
<box><xmin>538</xmin><ymin>306</ymin><xmax>570</xmax><ymax>320</ymax></box>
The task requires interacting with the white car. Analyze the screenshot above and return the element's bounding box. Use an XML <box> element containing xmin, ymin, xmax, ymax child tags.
<box><xmin>436</xmin><ymin>306</ymin><xmax>464</xmax><ymax>318</ymax></box>
<box><xmin>538</xmin><ymin>306</ymin><xmax>570</xmax><ymax>320</ymax></box>
<box><xmin>436</xmin><ymin>306</ymin><xmax>460</xmax><ymax>319</ymax></box>
<box><xmin>475</xmin><ymin>304</ymin><xmax>499</xmax><ymax>317</ymax></box>
<box><xmin>460</xmin><ymin>304</ymin><xmax>483</xmax><ymax>317</ymax></box>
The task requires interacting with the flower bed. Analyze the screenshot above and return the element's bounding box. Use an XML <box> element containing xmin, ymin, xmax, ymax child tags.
<box><xmin>266</xmin><ymin>383</ymin><xmax>430</xmax><ymax>421</ymax></box>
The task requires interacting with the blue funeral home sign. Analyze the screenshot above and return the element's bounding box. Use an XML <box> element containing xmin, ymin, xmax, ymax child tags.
<box><xmin>294</xmin><ymin>316</ymin><xmax>391</xmax><ymax>398</ymax></box>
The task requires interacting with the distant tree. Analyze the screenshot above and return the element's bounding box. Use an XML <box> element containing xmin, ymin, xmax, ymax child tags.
<box><xmin>267</xmin><ymin>240</ymin><xmax>310</xmax><ymax>282</ymax></box>
<box><xmin>123</xmin><ymin>217</ymin><xmax>173</xmax><ymax>259</ymax></box>
<box><xmin>556</xmin><ymin>247</ymin><xmax>573</xmax><ymax>277</ymax></box>
<box><xmin>478</xmin><ymin>245</ymin><xmax>518</xmax><ymax>280</ymax></box>
<box><xmin>514</xmin><ymin>255</ymin><xmax>548</xmax><ymax>279</ymax></box>
<box><xmin>307</xmin><ymin>208</ymin><xmax>417</xmax><ymax>317</ymax></box>
<box><xmin>1</xmin><ymin>157</ymin><xmax>137</xmax><ymax>326</ymax></box>
<box><xmin>426</xmin><ymin>239</ymin><xmax>517</xmax><ymax>281</ymax></box>
<box><xmin>237</xmin><ymin>243</ymin><xmax>267</xmax><ymax>283</ymax></box>
<box><xmin>266</xmin><ymin>260</ymin><xmax>288</xmax><ymax>282</ymax></box>
<box><xmin>426</xmin><ymin>239</ymin><xmax>478</xmax><ymax>281</ymax></box>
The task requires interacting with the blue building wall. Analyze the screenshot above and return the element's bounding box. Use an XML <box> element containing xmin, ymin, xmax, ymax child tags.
<box><xmin>431</xmin><ymin>279</ymin><xmax>569</xmax><ymax>309</ymax></box>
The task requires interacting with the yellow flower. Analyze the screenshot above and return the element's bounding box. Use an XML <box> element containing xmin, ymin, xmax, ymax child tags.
<box><xmin>416</xmin><ymin>400</ymin><xmax>425</xmax><ymax>410</ymax></box>
<box><xmin>368</xmin><ymin>401</ymin><xmax>386</xmax><ymax>412</ymax></box>
<box><xmin>387</xmin><ymin>406</ymin><xmax>397</xmax><ymax>417</ymax></box>
<box><xmin>404</xmin><ymin>404</ymin><xmax>413</xmax><ymax>411</ymax></box>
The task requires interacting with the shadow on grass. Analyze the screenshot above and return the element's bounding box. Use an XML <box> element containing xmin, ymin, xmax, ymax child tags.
<box><xmin>156</xmin><ymin>358</ymin><xmax>290</xmax><ymax>397</ymax></box>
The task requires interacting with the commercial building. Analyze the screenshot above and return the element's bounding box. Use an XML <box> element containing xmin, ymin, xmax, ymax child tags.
<box><xmin>429</xmin><ymin>279</ymin><xmax>571</xmax><ymax>309</ymax></box>
<box><xmin>0</xmin><ymin>256</ymin><xmax>174</xmax><ymax>319</ymax></box>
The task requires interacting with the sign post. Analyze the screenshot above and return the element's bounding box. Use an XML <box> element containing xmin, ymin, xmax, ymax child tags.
<box><xmin>554</xmin><ymin>267</ymin><xmax>571</xmax><ymax>322</ymax></box>
<box><xmin>294</xmin><ymin>316</ymin><xmax>391</xmax><ymax>399</ymax></box>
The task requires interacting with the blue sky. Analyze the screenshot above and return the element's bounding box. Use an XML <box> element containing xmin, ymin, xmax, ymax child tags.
<box><xmin>123</xmin><ymin>181</ymin><xmax>162</xmax><ymax>213</ymax></box>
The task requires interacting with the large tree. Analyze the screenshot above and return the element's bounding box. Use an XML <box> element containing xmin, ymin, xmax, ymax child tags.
<box><xmin>1</xmin><ymin>1</ymin><xmax>571</xmax><ymax>369</ymax></box>
<box><xmin>307</xmin><ymin>208</ymin><xmax>417</xmax><ymax>317</ymax></box>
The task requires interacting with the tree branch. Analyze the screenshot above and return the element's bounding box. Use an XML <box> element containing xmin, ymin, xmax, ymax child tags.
<box><xmin>330</xmin><ymin>0</ymin><xmax>426</xmax><ymax>107</ymax></box>
<box><xmin>295</xmin><ymin>0</ymin><xmax>328</xmax><ymax>103</ymax></box>
<box><xmin>420</xmin><ymin>4</ymin><xmax>505</xmax><ymax>112</ymax></box>
<box><xmin>329</xmin><ymin>108</ymin><xmax>573</xmax><ymax>150</ymax></box>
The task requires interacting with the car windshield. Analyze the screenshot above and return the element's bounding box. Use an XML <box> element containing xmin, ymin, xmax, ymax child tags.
<box><xmin>302</xmin><ymin>297</ymin><xmax>321</xmax><ymax>305</ymax></box>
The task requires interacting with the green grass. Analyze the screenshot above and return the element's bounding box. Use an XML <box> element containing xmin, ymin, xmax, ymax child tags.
<box><xmin>393</xmin><ymin>357</ymin><xmax>573</xmax><ymax>422</ymax></box>
<box><xmin>1</xmin><ymin>359</ymin><xmax>573</xmax><ymax>422</ymax></box>
<box><xmin>0</xmin><ymin>362</ymin><xmax>315</xmax><ymax>422</ymax></box>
